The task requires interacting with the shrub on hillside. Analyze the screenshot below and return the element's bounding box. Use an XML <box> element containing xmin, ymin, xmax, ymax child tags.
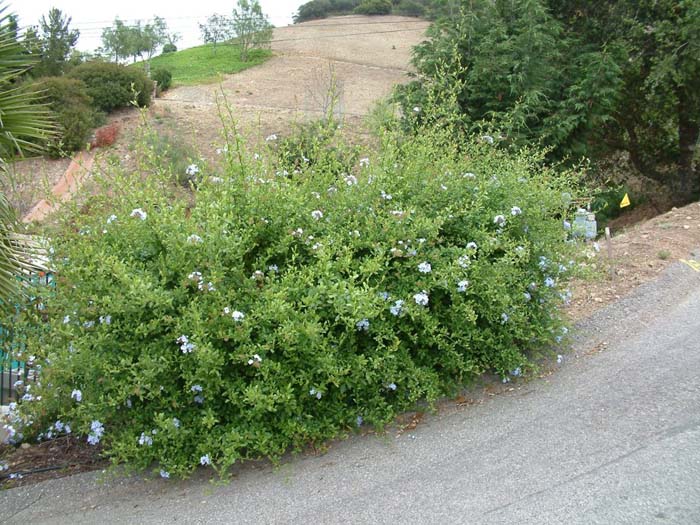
<box><xmin>33</xmin><ymin>77</ymin><xmax>96</xmax><ymax>157</ymax></box>
<box><xmin>8</xmin><ymin>122</ymin><xmax>579</xmax><ymax>478</ymax></box>
<box><xmin>274</xmin><ymin>118</ymin><xmax>358</xmax><ymax>177</ymax></box>
<box><xmin>161</xmin><ymin>43</ymin><xmax>177</xmax><ymax>54</ymax></box>
<box><xmin>354</xmin><ymin>0</ymin><xmax>392</xmax><ymax>15</ymax></box>
<box><xmin>394</xmin><ymin>0</ymin><xmax>425</xmax><ymax>17</ymax></box>
<box><xmin>68</xmin><ymin>62</ymin><xmax>153</xmax><ymax>113</ymax></box>
<box><xmin>152</xmin><ymin>68</ymin><xmax>173</xmax><ymax>94</ymax></box>
<box><xmin>91</xmin><ymin>123</ymin><xmax>120</xmax><ymax>149</ymax></box>
<box><xmin>294</xmin><ymin>0</ymin><xmax>361</xmax><ymax>22</ymax></box>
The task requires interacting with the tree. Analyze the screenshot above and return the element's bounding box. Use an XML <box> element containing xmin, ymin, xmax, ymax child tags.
<box><xmin>547</xmin><ymin>0</ymin><xmax>700</xmax><ymax>198</ymax></box>
<box><xmin>231</xmin><ymin>0</ymin><xmax>273</xmax><ymax>61</ymax></box>
<box><xmin>399</xmin><ymin>0</ymin><xmax>621</xmax><ymax>160</ymax></box>
<box><xmin>100</xmin><ymin>19</ymin><xmax>128</xmax><ymax>62</ymax></box>
<box><xmin>129</xmin><ymin>17</ymin><xmax>169</xmax><ymax>68</ymax></box>
<box><xmin>399</xmin><ymin>0</ymin><xmax>700</xmax><ymax>202</ymax></box>
<box><xmin>0</xmin><ymin>3</ymin><xmax>53</xmax><ymax>304</ymax></box>
<box><xmin>33</xmin><ymin>8</ymin><xmax>80</xmax><ymax>77</ymax></box>
<box><xmin>199</xmin><ymin>14</ymin><xmax>231</xmax><ymax>55</ymax></box>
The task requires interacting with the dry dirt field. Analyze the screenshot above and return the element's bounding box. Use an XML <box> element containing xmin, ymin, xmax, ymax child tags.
<box><xmin>158</xmin><ymin>15</ymin><xmax>431</xmax><ymax>155</ymax></box>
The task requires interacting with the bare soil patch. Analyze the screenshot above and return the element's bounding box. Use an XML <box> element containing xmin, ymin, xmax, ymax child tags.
<box><xmin>0</xmin><ymin>436</ymin><xmax>107</xmax><ymax>489</ymax></box>
<box><xmin>566</xmin><ymin>201</ymin><xmax>700</xmax><ymax>321</ymax></box>
<box><xmin>157</xmin><ymin>15</ymin><xmax>430</xmax><ymax>157</ymax></box>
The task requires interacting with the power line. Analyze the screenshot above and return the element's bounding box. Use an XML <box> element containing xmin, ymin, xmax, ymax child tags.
<box><xmin>256</xmin><ymin>27</ymin><xmax>428</xmax><ymax>45</ymax></box>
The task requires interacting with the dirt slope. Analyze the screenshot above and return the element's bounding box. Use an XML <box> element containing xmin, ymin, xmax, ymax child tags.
<box><xmin>158</xmin><ymin>16</ymin><xmax>430</xmax><ymax>152</ymax></box>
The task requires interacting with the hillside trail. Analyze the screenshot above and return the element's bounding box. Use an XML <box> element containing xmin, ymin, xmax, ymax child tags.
<box><xmin>157</xmin><ymin>15</ymin><xmax>430</xmax><ymax>153</ymax></box>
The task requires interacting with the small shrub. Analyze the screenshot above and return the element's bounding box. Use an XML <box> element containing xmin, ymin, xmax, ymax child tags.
<box><xmin>657</xmin><ymin>250</ymin><xmax>671</xmax><ymax>260</ymax></box>
<box><xmin>161</xmin><ymin>43</ymin><xmax>177</xmax><ymax>54</ymax></box>
<box><xmin>33</xmin><ymin>77</ymin><xmax>96</xmax><ymax>157</ymax></box>
<box><xmin>138</xmin><ymin>127</ymin><xmax>198</xmax><ymax>187</ymax></box>
<box><xmin>91</xmin><ymin>123</ymin><xmax>120</xmax><ymax>149</ymax></box>
<box><xmin>394</xmin><ymin>0</ymin><xmax>425</xmax><ymax>17</ymax></box>
<box><xmin>11</xmin><ymin>120</ymin><xmax>581</xmax><ymax>478</ymax></box>
<box><xmin>354</xmin><ymin>0</ymin><xmax>392</xmax><ymax>15</ymax></box>
<box><xmin>294</xmin><ymin>0</ymin><xmax>362</xmax><ymax>22</ymax></box>
<box><xmin>274</xmin><ymin>118</ymin><xmax>358</xmax><ymax>177</ymax></box>
<box><xmin>69</xmin><ymin>62</ymin><xmax>153</xmax><ymax>113</ymax></box>
<box><xmin>152</xmin><ymin>68</ymin><xmax>173</xmax><ymax>94</ymax></box>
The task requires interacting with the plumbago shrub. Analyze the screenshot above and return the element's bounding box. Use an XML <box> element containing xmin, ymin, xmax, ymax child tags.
<box><xmin>9</xmin><ymin>125</ymin><xmax>579</xmax><ymax>477</ymax></box>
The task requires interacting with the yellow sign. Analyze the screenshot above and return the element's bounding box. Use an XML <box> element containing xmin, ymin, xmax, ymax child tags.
<box><xmin>620</xmin><ymin>193</ymin><xmax>631</xmax><ymax>208</ymax></box>
<box><xmin>680</xmin><ymin>259</ymin><xmax>700</xmax><ymax>272</ymax></box>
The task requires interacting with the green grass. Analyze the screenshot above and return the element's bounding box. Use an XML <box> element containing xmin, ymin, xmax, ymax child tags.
<box><xmin>135</xmin><ymin>44</ymin><xmax>272</xmax><ymax>86</ymax></box>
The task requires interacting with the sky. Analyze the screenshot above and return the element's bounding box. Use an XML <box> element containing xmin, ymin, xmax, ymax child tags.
<box><xmin>13</xmin><ymin>0</ymin><xmax>307</xmax><ymax>52</ymax></box>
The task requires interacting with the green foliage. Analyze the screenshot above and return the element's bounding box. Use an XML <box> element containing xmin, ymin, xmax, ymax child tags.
<box><xmin>198</xmin><ymin>14</ymin><xmax>231</xmax><ymax>54</ymax></box>
<box><xmin>12</xmin><ymin>113</ymin><xmax>580</xmax><ymax>476</ymax></box>
<box><xmin>231</xmin><ymin>0</ymin><xmax>274</xmax><ymax>62</ymax></box>
<box><xmin>136</xmin><ymin>126</ymin><xmax>198</xmax><ymax>187</ymax></box>
<box><xmin>0</xmin><ymin>3</ymin><xmax>53</xmax><ymax>306</ymax></box>
<box><xmin>395</xmin><ymin>0</ymin><xmax>426</xmax><ymax>17</ymax></box>
<box><xmin>274</xmin><ymin>118</ymin><xmax>358</xmax><ymax>177</ymax></box>
<box><xmin>294</xmin><ymin>1</ymin><xmax>360</xmax><ymax>23</ymax></box>
<box><xmin>31</xmin><ymin>8</ymin><xmax>80</xmax><ymax>77</ymax></box>
<box><xmin>161</xmin><ymin>43</ymin><xmax>177</xmax><ymax>54</ymax></box>
<box><xmin>32</xmin><ymin>77</ymin><xmax>96</xmax><ymax>156</ymax></box>
<box><xmin>141</xmin><ymin>44</ymin><xmax>271</xmax><ymax>86</ymax></box>
<box><xmin>68</xmin><ymin>62</ymin><xmax>152</xmax><ymax>113</ymax></box>
<box><xmin>0</xmin><ymin>7</ymin><xmax>55</xmax><ymax>161</ymax></box>
<box><xmin>354</xmin><ymin>0</ymin><xmax>392</xmax><ymax>15</ymax></box>
<box><xmin>100</xmin><ymin>16</ymin><xmax>172</xmax><ymax>65</ymax></box>
<box><xmin>151</xmin><ymin>67</ymin><xmax>172</xmax><ymax>93</ymax></box>
<box><xmin>396</xmin><ymin>0</ymin><xmax>623</xmax><ymax>163</ymax></box>
<box><xmin>401</xmin><ymin>0</ymin><xmax>700</xmax><ymax>201</ymax></box>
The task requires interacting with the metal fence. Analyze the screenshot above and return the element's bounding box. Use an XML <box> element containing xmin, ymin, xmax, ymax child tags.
<box><xmin>0</xmin><ymin>351</ymin><xmax>32</xmax><ymax>405</ymax></box>
<box><xmin>0</xmin><ymin>272</ymin><xmax>53</xmax><ymax>405</ymax></box>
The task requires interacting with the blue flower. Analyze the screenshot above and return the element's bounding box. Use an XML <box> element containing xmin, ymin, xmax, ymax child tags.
<box><xmin>413</xmin><ymin>291</ymin><xmax>429</xmax><ymax>306</ymax></box>
<box><xmin>390</xmin><ymin>299</ymin><xmax>404</xmax><ymax>316</ymax></box>
<box><xmin>87</xmin><ymin>420</ymin><xmax>104</xmax><ymax>445</ymax></box>
<box><xmin>356</xmin><ymin>319</ymin><xmax>370</xmax><ymax>332</ymax></box>
<box><xmin>309</xmin><ymin>388</ymin><xmax>322</xmax><ymax>400</ymax></box>
<box><xmin>139</xmin><ymin>432</ymin><xmax>153</xmax><ymax>446</ymax></box>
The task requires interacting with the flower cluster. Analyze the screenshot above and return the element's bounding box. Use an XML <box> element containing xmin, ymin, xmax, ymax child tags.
<box><xmin>87</xmin><ymin>420</ymin><xmax>104</xmax><ymax>446</ymax></box>
<box><xmin>177</xmin><ymin>335</ymin><xmax>196</xmax><ymax>354</ymax></box>
<box><xmin>130</xmin><ymin>208</ymin><xmax>147</xmax><ymax>221</ymax></box>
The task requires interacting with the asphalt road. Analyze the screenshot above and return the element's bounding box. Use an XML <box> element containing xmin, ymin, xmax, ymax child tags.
<box><xmin>2</xmin><ymin>262</ymin><xmax>700</xmax><ymax>524</ymax></box>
